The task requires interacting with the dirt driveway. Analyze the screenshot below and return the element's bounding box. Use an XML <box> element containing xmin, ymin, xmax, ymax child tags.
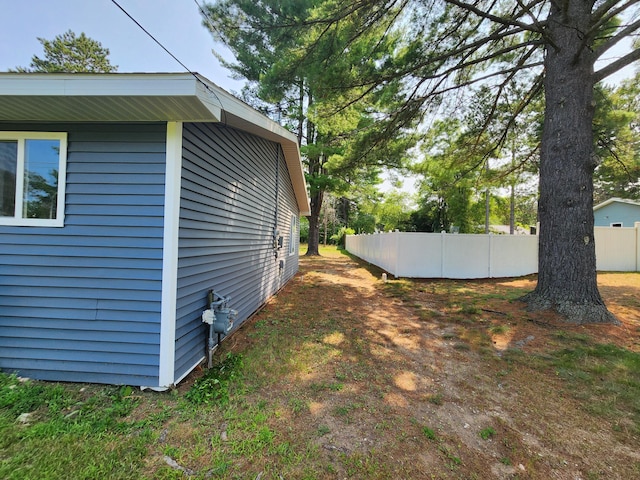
<box><xmin>227</xmin><ymin>248</ymin><xmax>640</xmax><ymax>479</ymax></box>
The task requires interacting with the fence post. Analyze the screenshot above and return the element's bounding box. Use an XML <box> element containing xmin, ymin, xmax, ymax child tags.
<box><xmin>394</xmin><ymin>231</ymin><xmax>399</xmax><ymax>277</ymax></box>
<box><xmin>488</xmin><ymin>234</ymin><xmax>492</xmax><ymax>278</ymax></box>
<box><xmin>440</xmin><ymin>230</ymin><xmax>447</xmax><ymax>278</ymax></box>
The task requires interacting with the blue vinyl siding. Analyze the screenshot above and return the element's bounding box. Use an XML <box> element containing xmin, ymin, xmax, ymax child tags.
<box><xmin>594</xmin><ymin>202</ymin><xmax>640</xmax><ymax>227</ymax></box>
<box><xmin>0</xmin><ymin>123</ymin><xmax>166</xmax><ymax>385</ymax></box>
<box><xmin>174</xmin><ymin>123</ymin><xmax>300</xmax><ymax>380</ymax></box>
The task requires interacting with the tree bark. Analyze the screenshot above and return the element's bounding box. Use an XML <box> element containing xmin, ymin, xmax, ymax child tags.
<box><xmin>484</xmin><ymin>188</ymin><xmax>490</xmax><ymax>234</ymax></box>
<box><xmin>510</xmin><ymin>146</ymin><xmax>515</xmax><ymax>235</ymax></box>
<box><xmin>509</xmin><ymin>183</ymin><xmax>515</xmax><ymax>235</ymax></box>
<box><xmin>305</xmin><ymin>189</ymin><xmax>323</xmax><ymax>256</ymax></box>
<box><xmin>522</xmin><ymin>0</ymin><xmax>618</xmax><ymax>324</ymax></box>
<box><xmin>485</xmin><ymin>160</ymin><xmax>490</xmax><ymax>234</ymax></box>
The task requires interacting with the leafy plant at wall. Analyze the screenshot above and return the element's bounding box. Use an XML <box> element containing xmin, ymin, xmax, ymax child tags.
<box><xmin>186</xmin><ymin>353</ymin><xmax>244</xmax><ymax>406</ymax></box>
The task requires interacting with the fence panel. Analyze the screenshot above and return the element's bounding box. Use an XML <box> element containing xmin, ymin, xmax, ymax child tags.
<box><xmin>395</xmin><ymin>233</ymin><xmax>443</xmax><ymax>277</ymax></box>
<box><xmin>346</xmin><ymin>232</ymin><xmax>398</xmax><ymax>274</ymax></box>
<box><xmin>594</xmin><ymin>227</ymin><xmax>637</xmax><ymax>271</ymax></box>
<box><xmin>346</xmin><ymin>226</ymin><xmax>638</xmax><ymax>279</ymax></box>
<box><xmin>443</xmin><ymin>234</ymin><xmax>490</xmax><ymax>278</ymax></box>
<box><xmin>489</xmin><ymin>235</ymin><xmax>538</xmax><ymax>278</ymax></box>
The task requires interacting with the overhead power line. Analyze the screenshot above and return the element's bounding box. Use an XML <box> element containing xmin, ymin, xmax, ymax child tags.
<box><xmin>110</xmin><ymin>0</ymin><xmax>226</xmax><ymax>122</ymax></box>
<box><xmin>194</xmin><ymin>0</ymin><xmax>224</xmax><ymax>39</ymax></box>
<box><xmin>111</xmin><ymin>0</ymin><xmax>193</xmax><ymax>74</ymax></box>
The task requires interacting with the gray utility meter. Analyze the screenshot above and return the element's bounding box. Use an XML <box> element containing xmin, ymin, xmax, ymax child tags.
<box><xmin>202</xmin><ymin>290</ymin><xmax>238</xmax><ymax>367</ymax></box>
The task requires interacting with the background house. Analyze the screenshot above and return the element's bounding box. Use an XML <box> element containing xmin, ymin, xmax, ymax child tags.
<box><xmin>0</xmin><ymin>73</ymin><xmax>310</xmax><ymax>389</ymax></box>
<box><xmin>594</xmin><ymin>197</ymin><xmax>640</xmax><ymax>227</ymax></box>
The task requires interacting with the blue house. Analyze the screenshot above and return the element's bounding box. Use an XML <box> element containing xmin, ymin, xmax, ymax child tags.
<box><xmin>0</xmin><ymin>73</ymin><xmax>310</xmax><ymax>389</ymax></box>
<box><xmin>593</xmin><ymin>197</ymin><xmax>640</xmax><ymax>227</ymax></box>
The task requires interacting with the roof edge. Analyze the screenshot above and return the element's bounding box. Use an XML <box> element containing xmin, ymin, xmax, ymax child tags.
<box><xmin>594</xmin><ymin>197</ymin><xmax>640</xmax><ymax>211</ymax></box>
<box><xmin>0</xmin><ymin>72</ymin><xmax>310</xmax><ymax>215</ymax></box>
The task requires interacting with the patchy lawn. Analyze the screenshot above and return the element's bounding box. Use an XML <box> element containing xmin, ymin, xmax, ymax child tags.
<box><xmin>2</xmin><ymin>246</ymin><xmax>639</xmax><ymax>479</ymax></box>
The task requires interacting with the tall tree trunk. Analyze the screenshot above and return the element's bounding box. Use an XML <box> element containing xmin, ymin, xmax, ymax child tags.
<box><xmin>304</xmin><ymin>110</ymin><xmax>325</xmax><ymax>256</ymax></box>
<box><xmin>297</xmin><ymin>79</ymin><xmax>304</xmax><ymax>145</ymax></box>
<box><xmin>306</xmin><ymin>189</ymin><xmax>323</xmax><ymax>256</ymax></box>
<box><xmin>522</xmin><ymin>0</ymin><xmax>617</xmax><ymax>324</ymax></box>
<box><xmin>484</xmin><ymin>188</ymin><xmax>490</xmax><ymax>234</ymax></box>
<box><xmin>509</xmin><ymin>184</ymin><xmax>515</xmax><ymax>235</ymax></box>
<box><xmin>484</xmin><ymin>160</ymin><xmax>490</xmax><ymax>234</ymax></box>
<box><xmin>510</xmin><ymin>145</ymin><xmax>516</xmax><ymax>235</ymax></box>
<box><xmin>323</xmin><ymin>213</ymin><xmax>328</xmax><ymax>245</ymax></box>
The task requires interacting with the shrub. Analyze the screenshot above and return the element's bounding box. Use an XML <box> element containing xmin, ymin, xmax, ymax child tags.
<box><xmin>330</xmin><ymin>227</ymin><xmax>355</xmax><ymax>248</ymax></box>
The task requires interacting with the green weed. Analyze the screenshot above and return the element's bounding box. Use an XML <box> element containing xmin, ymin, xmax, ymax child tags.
<box><xmin>310</xmin><ymin>381</ymin><xmax>344</xmax><ymax>393</ymax></box>
<box><xmin>479</xmin><ymin>427</ymin><xmax>496</xmax><ymax>440</ymax></box>
<box><xmin>289</xmin><ymin>397</ymin><xmax>307</xmax><ymax>414</ymax></box>
<box><xmin>339</xmin><ymin>452</ymin><xmax>390</xmax><ymax>478</ymax></box>
<box><xmin>185</xmin><ymin>352</ymin><xmax>243</xmax><ymax>405</ymax></box>
<box><xmin>489</xmin><ymin>324</ymin><xmax>510</xmax><ymax>335</ymax></box>
<box><xmin>459</xmin><ymin>304</ymin><xmax>480</xmax><ymax>315</ymax></box>
<box><xmin>439</xmin><ymin>444</ymin><xmax>462</xmax><ymax>470</ymax></box>
<box><xmin>422</xmin><ymin>426</ymin><xmax>437</xmax><ymax>440</ymax></box>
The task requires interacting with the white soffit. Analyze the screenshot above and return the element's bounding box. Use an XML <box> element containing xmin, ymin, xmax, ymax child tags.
<box><xmin>0</xmin><ymin>73</ymin><xmax>221</xmax><ymax>122</ymax></box>
<box><xmin>0</xmin><ymin>73</ymin><xmax>310</xmax><ymax>215</ymax></box>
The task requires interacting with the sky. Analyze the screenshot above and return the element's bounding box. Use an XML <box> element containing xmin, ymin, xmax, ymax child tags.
<box><xmin>1</xmin><ymin>1</ymin><xmax>636</xmax><ymax>93</ymax></box>
<box><xmin>0</xmin><ymin>0</ymin><xmax>245</xmax><ymax>93</ymax></box>
<box><xmin>1</xmin><ymin>0</ymin><xmax>636</xmax><ymax>101</ymax></box>
<box><xmin>0</xmin><ymin>0</ymin><xmax>636</xmax><ymax>197</ymax></box>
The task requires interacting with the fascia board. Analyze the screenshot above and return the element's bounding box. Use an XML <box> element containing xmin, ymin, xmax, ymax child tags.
<box><xmin>196</xmin><ymin>76</ymin><xmax>310</xmax><ymax>215</ymax></box>
<box><xmin>0</xmin><ymin>73</ymin><xmax>199</xmax><ymax>96</ymax></box>
<box><xmin>0</xmin><ymin>72</ymin><xmax>310</xmax><ymax>215</ymax></box>
<box><xmin>593</xmin><ymin>197</ymin><xmax>640</xmax><ymax>211</ymax></box>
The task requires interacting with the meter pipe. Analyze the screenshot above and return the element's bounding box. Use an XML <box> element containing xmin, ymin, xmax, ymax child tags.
<box><xmin>206</xmin><ymin>290</ymin><xmax>226</xmax><ymax>368</ymax></box>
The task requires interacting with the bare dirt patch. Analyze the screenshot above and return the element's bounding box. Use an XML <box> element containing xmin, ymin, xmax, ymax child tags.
<box><xmin>155</xmin><ymin>249</ymin><xmax>640</xmax><ymax>479</ymax></box>
<box><xmin>256</xmin><ymin>251</ymin><xmax>637</xmax><ymax>478</ymax></box>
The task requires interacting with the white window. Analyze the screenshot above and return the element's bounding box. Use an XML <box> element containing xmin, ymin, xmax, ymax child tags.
<box><xmin>610</xmin><ymin>222</ymin><xmax>623</xmax><ymax>227</ymax></box>
<box><xmin>0</xmin><ymin>132</ymin><xmax>67</xmax><ymax>227</ymax></box>
<box><xmin>289</xmin><ymin>214</ymin><xmax>298</xmax><ymax>255</ymax></box>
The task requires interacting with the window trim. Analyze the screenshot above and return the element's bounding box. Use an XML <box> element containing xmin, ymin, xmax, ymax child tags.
<box><xmin>0</xmin><ymin>131</ymin><xmax>67</xmax><ymax>227</ymax></box>
<box><xmin>288</xmin><ymin>214</ymin><xmax>298</xmax><ymax>256</ymax></box>
<box><xmin>610</xmin><ymin>222</ymin><xmax>623</xmax><ymax>227</ymax></box>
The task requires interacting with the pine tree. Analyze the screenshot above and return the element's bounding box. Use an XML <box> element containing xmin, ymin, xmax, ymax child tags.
<box><xmin>15</xmin><ymin>30</ymin><xmax>116</xmax><ymax>73</ymax></box>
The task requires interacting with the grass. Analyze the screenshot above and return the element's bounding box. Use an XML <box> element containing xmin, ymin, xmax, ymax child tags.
<box><xmin>479</xmin><ymin>427</ymin><xmax>496</xmax><ymax>440</ymax></box>
<box><xmin>2</xmin><ymin>249</ymin><xmax>639</xmax><ymax>478</ymax></box>
<box><xmin>0</xmin><ymin>376</ymin><xmax>151</xmax><ymax>479</ymax></box>
<box><xmin>489</xmin><ymin>324</ymin><xmax>510</xmax><ymax>335</ymax></box>
<box><xmin>546</xmin><ymin>340</ymin><xmax>640</xmax><ymax>432</ymax></box>
<box><xmin>417</xmin><ymin>277</ymin><xmax>640</xmax><ymax>434</ymax></box>
<box><xmin>382</xmin><ymin>278</ymin><xmax>415</xmax><ymax>301</ymax></box>
<box><xmin>184</xmin><ymin>352</ymin><xmax>243</xmax><ymax>406</ymax></box>
<box><xmin>422</xmin><ymin>426</ymin><xmax>438</xmax><ymax>440</ymax></box>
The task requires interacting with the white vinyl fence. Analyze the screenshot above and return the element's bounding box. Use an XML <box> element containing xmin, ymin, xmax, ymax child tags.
<box><xmin>345</xmin><ymin>224</ymin><xmax>640</xmax><ymax>279</ymax></box>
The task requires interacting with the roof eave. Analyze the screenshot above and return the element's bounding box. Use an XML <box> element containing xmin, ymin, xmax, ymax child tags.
<box><xmin>0</xmin><ymin>73</ymin><xmax>310</xmax><ymax>215</ymax></box>
<box><xmin>593</xmin><ymin>197</ymin><xmax>640</xmax><ymax>211</ymax></box>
